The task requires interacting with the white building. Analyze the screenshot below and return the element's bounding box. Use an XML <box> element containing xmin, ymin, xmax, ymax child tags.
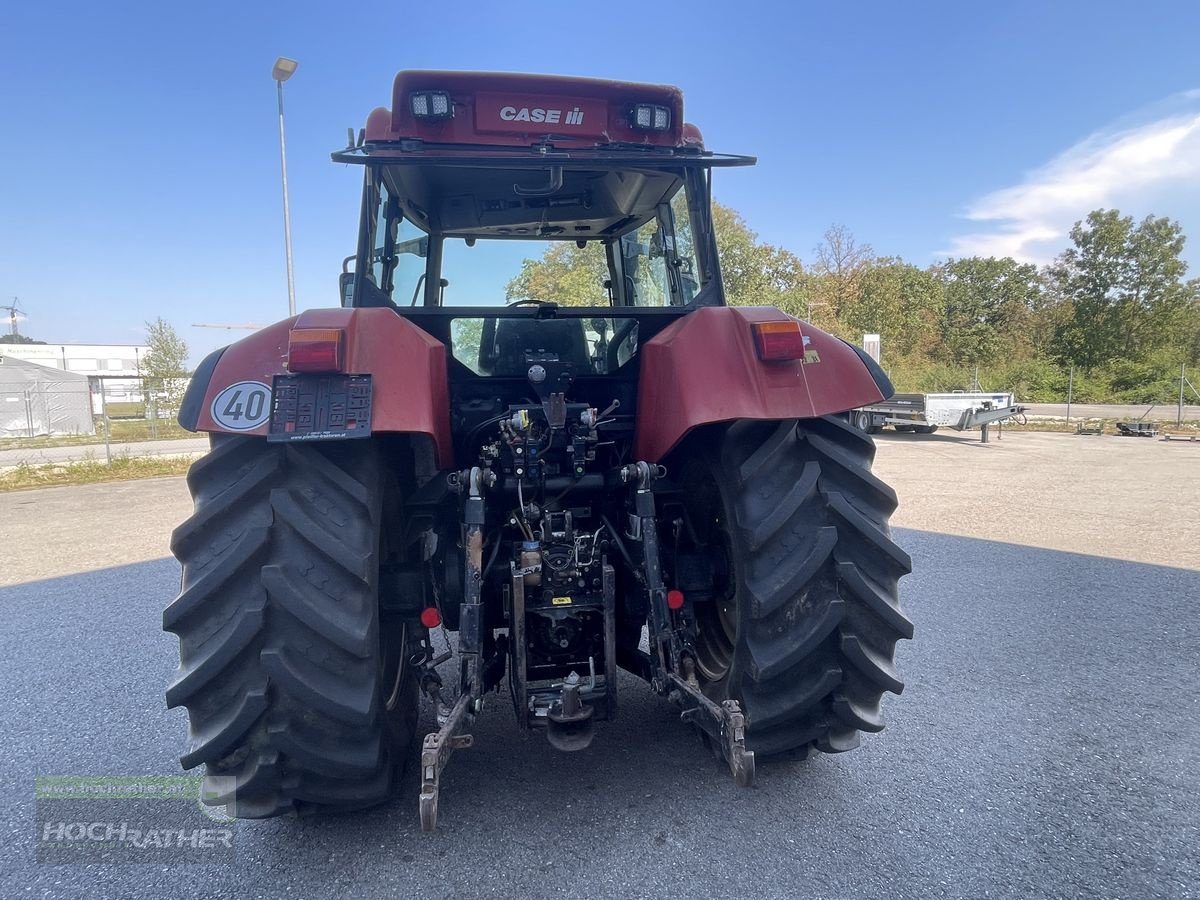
<box><xmin>0</xmin><ymin>342</ymin><xmax>148</xmax><ymax>377</ymax></box>
<box><xmin>0</xmin><ymin>343</ymin><xmax>151</xmax><ymax>410</ymax></box>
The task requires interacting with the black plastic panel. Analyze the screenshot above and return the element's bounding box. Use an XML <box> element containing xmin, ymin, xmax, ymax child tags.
<box><xmin>176</xmin><ymin>347</ymin><xmax>226</xmax><ymax>432</ymax></box>
<box><xmin>268</xmin><ymin>374</ymin><xmax>373</xmax><ymax>442</ymax></box>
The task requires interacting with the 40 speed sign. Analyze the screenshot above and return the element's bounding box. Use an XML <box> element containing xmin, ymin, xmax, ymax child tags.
<box><xmin>209</xmin><ymin>381</ymin><xmax>271</xmax><ymax>431</ymax></box>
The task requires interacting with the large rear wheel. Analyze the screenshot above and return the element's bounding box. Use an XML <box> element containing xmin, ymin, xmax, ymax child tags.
<box><xmin>164</xmin><ymin>436</ymin><xmax>418</xmax><ymax>817</ymax></box>
<box><xmin>680</xmin><ymin>416</ymin><xmax>913</xmax><ymax>757</ymax></box>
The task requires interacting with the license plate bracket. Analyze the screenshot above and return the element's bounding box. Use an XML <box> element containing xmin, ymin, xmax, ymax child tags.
<box><xmin>268</xmin><ymin>374</ymin><xmax>373</xmax><ymax>442</ymax></box>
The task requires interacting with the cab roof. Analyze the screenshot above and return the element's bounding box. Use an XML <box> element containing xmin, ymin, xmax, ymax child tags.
<box><xmin>364</xmin><ymin>70</ymin><xmax>695</xmax><ymax>150</ymax></box>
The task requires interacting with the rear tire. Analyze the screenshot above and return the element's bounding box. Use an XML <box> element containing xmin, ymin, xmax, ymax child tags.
<box><xmin>680</xmin><ymin>416</ymin><xmax>912</xmax><ymax>757</ymax></box>
<box><xmin>164</xmin><ymin>436</ymin><xmax>418</xmax><ymax>818</ymax></box>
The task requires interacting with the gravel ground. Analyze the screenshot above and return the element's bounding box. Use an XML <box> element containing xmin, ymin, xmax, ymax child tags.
<box><xmin>1</xmin><ymin>431</ymin><xmax>1197</xmax><ymax>899</ymax></box>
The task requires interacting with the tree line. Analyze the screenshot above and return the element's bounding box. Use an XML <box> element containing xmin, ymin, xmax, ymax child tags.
<box><xmin>512</xmin><ymin>204</ymin><xmax>1200</xmax><ymax>403</ymax></box>
<box><xmin>722</xmin><ymin>206</ymin><xmax>1200</xmax><ymax>403</ymax></box>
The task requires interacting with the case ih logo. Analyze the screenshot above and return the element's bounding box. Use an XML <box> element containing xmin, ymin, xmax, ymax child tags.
<box><xmin>475</xmin><ymin>93</ymin><xmax>606</xmax><ymax>137</ymax></box>
<box><xmin>499</xmin><ymin>105</ymin><xmax>586</xmax><ymax>126</ymax></box>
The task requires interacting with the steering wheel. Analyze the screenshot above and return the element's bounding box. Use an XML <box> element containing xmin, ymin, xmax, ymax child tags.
<box><xmin>506</xmin><ymin>298</ymin><xmax>557</xmax><ymax>307</ymax></box>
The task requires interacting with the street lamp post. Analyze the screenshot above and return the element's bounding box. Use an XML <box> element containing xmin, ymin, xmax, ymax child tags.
<box><xmin>273</xmin><ymin>57</ymin><xmax>299</xmax><ymax>317</ymax></box>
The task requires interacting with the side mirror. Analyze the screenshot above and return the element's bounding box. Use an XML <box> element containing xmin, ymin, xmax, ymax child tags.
<box><xmin>395</xmin><ymin>235</ymin><xmax>429</xmax><ymax>258</ymax></box>
<box><xmin>339</xmin><ymin>272</ymin><xmax>354</xmax><ymax>307</ymax></box>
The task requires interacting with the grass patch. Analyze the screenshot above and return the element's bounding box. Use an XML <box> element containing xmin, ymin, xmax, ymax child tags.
<box><xmin>108</xmin><ymin>419</ymin><xmax>192</xmax><ymax>442</ymax></box>
<box><xmin>0</xmin><ymin>453</ymin><xmax>196</xmax><ymax>491</ymax></box>
<box><xmin>0</xmin><ymin>418</ymin><xmax>193</xmax><ymax>451</ymax></box>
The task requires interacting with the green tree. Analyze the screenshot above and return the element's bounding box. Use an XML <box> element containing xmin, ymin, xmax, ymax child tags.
<box><xmin>504</xmin><ymin>201</ymin><xmax>807</xmax><ymax>312</ymax></box>
<box><xmin>142</xmin><ymin>317</ymin><xmax>190</xmax><ymax>413</ymax></box>
<box><xmin>711</xmin><ymin>204</ymin><xmax>807</xmax><ymax>313</ymax></box>
<box><xmin>1046</xmin><ymin>209</ymin><xmax>1197</xmax><ymax>368</ymax></box>
<box><xmin>933</xmin><ymin>256</ymin><xmax>1041</xmax><ymax>365</ymax></box>
<box><xmin>0</xmin><ymin>333</ymin><xmax>46</xmax><ymax>345</ymax></box>
<box><xmin>844</xmin><ymin>260</ymin><xmax>944</xmax><ymax>360</ymax></box>
<box><xmin>506</xmin><ymin>242</ymin><xmax>609</xmax><ymax>306</ymax></box>
<box><xmin>809</xmin><ymin>224</ymin><xmax>873</xmax><ymax>325</ymax></box>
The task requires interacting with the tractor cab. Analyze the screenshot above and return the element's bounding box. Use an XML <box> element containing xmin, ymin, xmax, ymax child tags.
<box><xmin>334</xmin><ymin>71</ymin><xmax>754</xmax><ymax>385</ymax></box>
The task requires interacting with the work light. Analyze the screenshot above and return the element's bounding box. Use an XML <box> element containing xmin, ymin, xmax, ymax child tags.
<box><xmin>629</xmin><ymin>103</ymin><xmax>671</xmax><ymax>131</ymax></box>
<box><xmin>410</xmin><ymin>91</ymin><xmax>453</xmax><ymax>120</ymax></box>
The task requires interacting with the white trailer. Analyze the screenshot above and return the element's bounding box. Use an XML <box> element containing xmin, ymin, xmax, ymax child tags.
<box><xmin>852</xmin><ymin>392</ymin><xmax>1025</xmax><ymax>442</ymax></box>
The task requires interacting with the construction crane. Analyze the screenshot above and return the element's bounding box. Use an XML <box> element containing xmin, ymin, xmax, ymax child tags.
<box><xmin>2</xmin><ymin>298</ymin><xmax>25</xmax><ymax>337</ymax></box>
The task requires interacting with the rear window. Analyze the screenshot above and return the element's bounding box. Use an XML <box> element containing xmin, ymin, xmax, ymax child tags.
<box><xmin>450</xmin><ymin>316</ymin><xmax>639</xmax><ymax>375</ymax></box>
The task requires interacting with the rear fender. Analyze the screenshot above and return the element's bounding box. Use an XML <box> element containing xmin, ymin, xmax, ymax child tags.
<box><xmin>633</xmin><ymin>307</ymin><xmax>891</xmax><ymax>461</ymax></box>
<box><xmin>179</xmin><ymin>308</ymin><xmax>453</xmax><ymax>467</ymax></box>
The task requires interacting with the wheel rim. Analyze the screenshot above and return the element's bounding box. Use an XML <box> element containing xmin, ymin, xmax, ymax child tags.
<box><xmin>686</xmin><ymin>469</ymin><xmax>738</xmax><ymax>683</ymax></box>
<box><xmin>383</xmin><ymin>623</ymin><xmax>408</xmax><ymax>712</ymax></box>
<box><xmin>693</xmin><ymin>588</ymin><xmax>736</xmax><ymax>681</ymax></box>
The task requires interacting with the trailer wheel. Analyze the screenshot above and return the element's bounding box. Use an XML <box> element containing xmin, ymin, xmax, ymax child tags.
<box><xmin>164</xmin><ymin>435</ymin><xmax>418</xmax><ymax>818</ymax></box>
<box><xmin>679</xmin><ymin>416</ymin><xmax>912</xmax><ymax>757</ymax></box>
<box><xmin>852</xmin><ymin>410</ymin><xmax>879</xmax><ymax>435</ymax></box>
<box><xmin>915</xmin><ymin>425</ymin><xmax>938</xmax><ymax>434</ymax></box>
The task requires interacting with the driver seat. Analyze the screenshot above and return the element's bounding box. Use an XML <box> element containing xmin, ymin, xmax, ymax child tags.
<box><xmin>485</xmin><ymin>318</ymin><xmax>591</xmax><ymax>376</ymax></box>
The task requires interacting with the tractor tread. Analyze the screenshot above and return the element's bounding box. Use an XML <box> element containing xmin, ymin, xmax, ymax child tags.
<box><xmin>690</xmin><ymin>416</ymin><xmax>911</xmax><ymax>758</ymax></box>
<box><xmin>835</xmin><ymin>561</ymin><xmax>915</xmax><ymax>640</ymax></box>
<box><xmin>172</xmin><ymin>451</ymin><xmax>282</xmax><ymax>554</ymax></box>
<box><xmin>261</xmin><ymin>646</ymin><xmax>378</xmax><ymax>727</ymax></box>
<box><xmin>163</xmin><ymin>526</ymin><xmax>270</xmax><ymax>630</ymax></box>
<box><xmin>262</xmin><ymin>564</ymin><xmax>373</xmax><ymax>658</ymax></box>
<box><xmin>179</xmin><ymin>682</ymin><xmax>270</xmax><ymax>770</ymax></box>
<box><xmin>742</xmin><ymin>461</ymin><xmax>819</xmax><ymax>553</ymax></box>
<box><xmin>165</xmin><ymin>597</ymin><xmax>265</xmax><ymax>708</ymax></box>
<box><xmin>745</xmin><ymin>599</ymin><xmax>844</xmax><ymax>682</ymax></box>
<box><xmin>166</xmin><ymin>438</ymin><xmax>415</xmax><ymax>819</ymax></box>
<box><xmin>270</xmin><ymin>488</ymin><xmax>373</xmax><ymax>581</ymax></box>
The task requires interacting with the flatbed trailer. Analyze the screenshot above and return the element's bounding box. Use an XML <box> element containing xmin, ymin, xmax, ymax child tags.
<box><xmin>852</xmin><ymin>392</ymin><xmax>1025</xmax><ymax>442</ymax></box>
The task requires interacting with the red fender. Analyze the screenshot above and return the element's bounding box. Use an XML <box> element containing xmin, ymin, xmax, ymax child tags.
<box><xmin>633</xmin><ymin>307</ymin><xmax>889</xmax><ymax>461</ymax></box>
<box><xmin>186</xmin><ymin>308</ymin><xmax>453</xmax><ymax>468</ymax></box>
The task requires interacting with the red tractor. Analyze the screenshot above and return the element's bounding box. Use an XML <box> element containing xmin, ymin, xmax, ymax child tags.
<box><xmin>165</xmin><ymin>70</ymin><xmax>912</xmax><ymax>830</ymax></box>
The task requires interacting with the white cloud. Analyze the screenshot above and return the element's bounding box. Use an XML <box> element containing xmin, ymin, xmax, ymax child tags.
<box><xmin>947</xmin><ymin>92</ymin><xmax>1200</xmax><ymax>264</ymax></box>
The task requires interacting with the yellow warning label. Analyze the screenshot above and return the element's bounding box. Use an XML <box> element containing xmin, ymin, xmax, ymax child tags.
<box><xmin>551</xmin><ymin>596</ymin><xmax>573</xmax><ymax>606</ymax></box>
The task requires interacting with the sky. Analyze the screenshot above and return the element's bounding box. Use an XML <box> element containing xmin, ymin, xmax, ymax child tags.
<box><xmin>2</xmin><ymin>0</ymin><xmax>1199</xmax><ymax>364</ymax></box>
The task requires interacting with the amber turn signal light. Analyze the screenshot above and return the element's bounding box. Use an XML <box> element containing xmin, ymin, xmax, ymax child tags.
<box><xmin>751</xmin><ymin>320</ymin><xmax>806</xmax><ymax>362</ymax></box>
<box><xmin>287</xmin><ymin>328</ymin><xmax>345</xmax><ymax>373</ymax></box>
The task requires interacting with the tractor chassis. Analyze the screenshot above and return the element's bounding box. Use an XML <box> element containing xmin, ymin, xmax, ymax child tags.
<box><xmin>415</xmin><ymin>462</ymin><xmax>754</xmax><ymax>831</ymax></box>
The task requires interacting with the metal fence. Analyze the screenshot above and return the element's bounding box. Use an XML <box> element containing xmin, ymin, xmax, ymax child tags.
<box><xmin>1</xmin><ymin>380</ymin><xmax>95</xmax><ymax>439</ymax></box>
<box><xmin>0</xmin><ymin>377</ymin><xmax>203</xmax><ymax>473</ymax></box>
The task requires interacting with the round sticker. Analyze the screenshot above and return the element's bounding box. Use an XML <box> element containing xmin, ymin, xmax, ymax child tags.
<box><xmin>210</xmin><ymin>381</ymin><xmax>272</xmax><ymax>431</ymax></box>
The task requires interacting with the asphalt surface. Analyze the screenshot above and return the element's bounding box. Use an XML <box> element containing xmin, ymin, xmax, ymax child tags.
<box><xmin>1</xmin><ymin>433</ymin><xmax>1198</xmax><ymax>899</ymax></box>
<box><xmin>1023</xmin><ymin>402</ymin><xmax>1200</xmax><ymax>422</ymax></box>
<box><xmin>0</xmin><ymin>437</ymin><xmax>208</xmax><ymax>468</ymax></box>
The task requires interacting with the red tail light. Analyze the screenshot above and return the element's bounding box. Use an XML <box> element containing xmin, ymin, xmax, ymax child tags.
<box><xmin>287</xmin><ymin>328</ymin><xmax>344</xmax><ymax>373</ymax></box>
<box><xmin>751</xmin><ymin>321</ymin><xmax>806</xmax><ymax>362</ymax></box>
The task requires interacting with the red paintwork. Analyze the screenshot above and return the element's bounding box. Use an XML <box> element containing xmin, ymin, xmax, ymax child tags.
<box><xmin>196</xmin><ymin>308</ymin><xmax>454</xmax><ymax>467</ymax></box>
<box><xmin>633</xmin><ymin>307</ymin><xmax>887</xmax><ymax>461</ymax></box>
<box><xmin>364</xmin><ymin>70</ymin><xmax>688</xmax><ymax>149</ymax></box>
